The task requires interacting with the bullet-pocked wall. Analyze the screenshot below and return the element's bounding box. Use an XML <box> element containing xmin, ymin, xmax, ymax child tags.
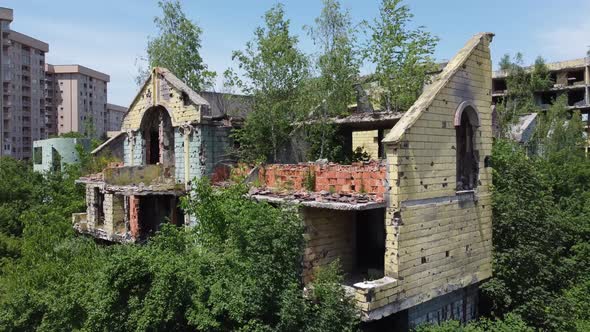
<box><xmin>380</xmin><ymin>33</ymin><xmax>494</xmax><ymax>315</ymax></box>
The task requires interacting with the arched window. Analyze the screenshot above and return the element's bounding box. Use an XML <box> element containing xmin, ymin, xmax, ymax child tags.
<box><xmin>140</xmin><ymin>106</ymin><xmax>174</xmax><ymax>166</ymax></box>
<box><xmin>454</xmin><ymin>102</ymin><xmax>480</xmax><ymax>191</ymax></box>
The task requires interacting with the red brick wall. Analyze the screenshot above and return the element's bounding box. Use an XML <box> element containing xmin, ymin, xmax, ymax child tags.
<box><xmin>247</xmin><ymin>161</ymin><xmax>387</xmax><ymax>198</ymax></box>
<box><xmin>129</xmin><ymin>195</ymin><xmax>140</xmax><ymax>239</ymax></box>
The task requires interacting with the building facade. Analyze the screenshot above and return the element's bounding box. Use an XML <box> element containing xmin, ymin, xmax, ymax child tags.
<box><xmin>1</xmin><ymin>7</ymin><xmax>49</xmax><ymax>160</ymax></box>
<box><xmin>492</xmin><ymin>57</ymin><xmax>590</xmax><ymax>135</ymax></box>
<box><xmin>73</xmin><ymin>67</ymin><xmax>234</xmax><ymax>242</ymax></box>
<box><xmin>106</xmin><ymin>103</ymin><xmax>127</xmax><ymax>132</ymax></box>
<box><xmin>45</xmin><ymin>64</ymin><xmax>110</xmax><ymax>138</ymax></box>
<box><xmin>32</xmin><ymin>137</ymin><xmax>91</xmax><ymax>173</ymax></box>
<box><xmin>74</xmin><ymin>33</ymin><xmax>494</xmax><ymax>330</ymax></box>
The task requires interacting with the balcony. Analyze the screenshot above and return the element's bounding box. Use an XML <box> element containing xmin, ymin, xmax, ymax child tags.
<box><xmin>77</xmin><ymin>164</ymin><xmax>182</xmax><ymax>195</ymax></box>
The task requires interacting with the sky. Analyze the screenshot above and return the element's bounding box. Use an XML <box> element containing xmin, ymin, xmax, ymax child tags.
<box><xmin>3</xmin><ymin>0</ymin><xmax>589</xmax><ymax>106</ymax></box>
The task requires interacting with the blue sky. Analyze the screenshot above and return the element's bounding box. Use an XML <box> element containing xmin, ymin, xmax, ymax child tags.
<box><xmin>3</xmin><ymin>0</ymin><xmax>589</xmax><ymax>106</ymax></box>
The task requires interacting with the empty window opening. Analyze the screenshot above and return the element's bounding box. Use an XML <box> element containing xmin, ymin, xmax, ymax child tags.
<box><xmin>355</xmin><ymin>208</ymin><xmax>386</xmax><ymax>280</ymax></box>
<box><xmin>492</xmin><ymin>79</ymin><xmax>507</xmax><ymax>93</ymax></box>
<box><xmin>94</xmin><ymin>188</ymin><xmax>105</xmax><ymax>226</ymax></box>
<box><xmin>567</xmin><ymin>70</ymin><xmax>585</xmax><ymax>86</ymax></box>
<box><xmin>51</xmin><ymin>147</ymin><xmax>61</xmax><ymax>172</ymax></box>
<box><xmin>138</xmin><ymin>195</ymin><xmax>183</xmax><ymax>240</ymax></box>
<box><xmin>568</xmin><ymin>89</ymin><xmax>586</xmax><ymax>107</ymax></box>
<box><xmin>456</xmin><ymin>104</ymin><xmax>479</xmax><ymax>191</ymax></box>
<box><xmin>539</xmin><ymin>91</ymin><xmax>557</xmax><ymax>106</ymax></box>
<box><xmin>140</xmin><ymin>106</ymin><xmax>175</xmax><ymax>166</ymax></box>
<box><xmin>33</xmin><ymin>146</ymin><xmax>42</xmax><ymax>164</ymax></box>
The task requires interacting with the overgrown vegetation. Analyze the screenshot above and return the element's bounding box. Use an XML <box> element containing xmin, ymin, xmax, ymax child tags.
<box><xmin>495</xmin><ymin>53</ymin><xmax>552</xmax><ymax>136</ymax></box>
<box><xmin>0</xmin><ymin>164</ymin><xmax>359</xmax><ymax>330</ymax></box>
<box><xmin>137</xmin><ymin>0</ymin><xmax>216</xmax><ymax>90</ymax></box>
<box><xmin>225</xmin><ymin>4</ymin><xmax>309</xmax><ymax>163</ymax></box>
<box><xmin>363</xmin><ymin>0</ymin><xmax>438</xmax><ymax>112</ymax></box>
<box><xmin>226</xmin><ymin>0</ymin><xmax>439</xmax><ymax>163</ymax></box>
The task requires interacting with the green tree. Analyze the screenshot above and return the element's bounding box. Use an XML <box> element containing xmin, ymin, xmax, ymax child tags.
<box><xmin>225</xmin><ymin>4</ymin><xmax>309</xmax><ymax>162</ymax></box>
<box><xmin>414</xmin><ymin>313</ymin><xmax>534</xmax><ymax>332</ymax></box>
<box><xmin>139</xmin><ymin>0</ymin><xmax>215</xmax><ymax>91</ymax></box>
<box><xmin>364</xmin><ymin>0</ymin><xmax>438</xmax><ymax>112</ymax></box>
<box><xmin>482</xmin><ymin>138</ymin><xmax>590</xmax><ymax>331</ymax></box>
<box><xmin>0</xmin><ymin>173</ymin><xmax>359</xmax><ymax>331</ymax></box>
<box><xmin>303</xmin><ymin>0</ymin><xmax>359</xmax><ymax>161</ymax></box>
<box><xmin>535</xmin><ymin>95</ymin><xmax>586</xmax><ymax>158</ymax></box>
<box><xmin>495</xmin><ymin>54</ymin><xmax>552</xmax><ymax>136</ymax></box>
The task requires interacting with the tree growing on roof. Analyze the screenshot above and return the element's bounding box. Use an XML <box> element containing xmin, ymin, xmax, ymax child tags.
<box><xmin>137</xmin><ymin>0</ymin><xmax>216</xmax><ymax>91</ymax></box>
<box><xmin>495</xmin><ymin>53</ymin><xmax>552</xmax><ymax>137</ymax></box>
<box><xmin>363</xmin><ymin>0</ymin><xmax>438</xmax><ymax>112</ymax></box>
<box><xmin>225</xmin><ymin>4</ymin><xmax>309</xmax><ymax>162</ymax></box>
<box><xmin>302</xmin><ymin>0</ymin><xmax>360</xmax><ymax>161</ymax></box>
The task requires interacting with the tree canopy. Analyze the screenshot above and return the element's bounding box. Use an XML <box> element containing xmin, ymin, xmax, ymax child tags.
<box><xmin>138</xmin><ymin>0</ymin><xmax>216</xmax><ymax>91</ymax></box>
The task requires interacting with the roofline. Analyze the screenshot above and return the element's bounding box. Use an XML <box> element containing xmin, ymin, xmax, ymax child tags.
<box><xmin>493</xmin><ymin>57</ymin><xmax>590</xmax><ymax>79</ymax></box>
<box><xmin>106</xmin><ymin>103</ymin><xmax>128</xmax><ymax>113</ymax></box>
<box><xmin>7</xmin><ymin>30</ymin><xmax>49</xmax><ymax>52</ymax></box>
<box><xmin>383</xmin><ymin>32</ymin><xmax>494</xmax><ymax>144</ymax></box>
<box><xmin>0</xmin><ymin>7</ymin><xmax>13</xmax><ymax>22</ymax></box>
<box><xmin>45</xmin><ymin>64</ymin><xmax>110</xmax><ymax>82</ymax></box>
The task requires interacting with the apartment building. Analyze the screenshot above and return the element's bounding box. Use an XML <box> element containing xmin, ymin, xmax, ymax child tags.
<box><xmin>106</xmin><ymin>103</ymin><xmax>127</xmax><ymax>132</ymax></box>
<box><xmin>492</xmin><ymin>57</ymin><xmax>590</xmax><ymax>119</ymax></box>
<box><xmin>45</xmin><ymin>64</ymin><xmax>110</xmax><ymax>138</ymax></box>
<box><xmin>1</xmin><ymin>7</ymin><xmax>49</xmax><ymax>160</ymax></box>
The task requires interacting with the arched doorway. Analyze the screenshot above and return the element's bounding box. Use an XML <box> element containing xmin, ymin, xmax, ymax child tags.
<box><xmin>140</xmin><ymin>106</ymin><xmax>175</xmax><ymax>166</ymax></box>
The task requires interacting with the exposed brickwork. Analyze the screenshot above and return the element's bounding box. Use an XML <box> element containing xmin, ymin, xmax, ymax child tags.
<box><xmin>129</xmin><ymin>195</ymin><xmax>140</xmax><ymax>239</ymax></box>
<box><xmin>243</xmin><ymin>161</ymin><xmax>387</xmax><ymax>198</ymax></box>
<box><xmin>302</xmin><ymin>208</ymin><xmax>356</xmax><ymax>283</ymax></box>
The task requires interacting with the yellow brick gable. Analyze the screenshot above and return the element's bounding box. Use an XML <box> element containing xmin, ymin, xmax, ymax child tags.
<box><xmin>121</xmin><ymin>68</ymin><xmax>208</xmax><ymax>130</ymax></box>
<box><xmin>359</xmin><ymin>32</ymin><xmax>495</xmax><ymax>320</ymax></box>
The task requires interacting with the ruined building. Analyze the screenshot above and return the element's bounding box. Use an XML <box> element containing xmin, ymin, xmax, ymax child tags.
<box><xmin>492</xmin><ymin>57</ymin><xmax>590</xmax><ymax>146</ymax></box>
<box><xmin>73</xmin><ymin>32</ymin><xmax>494</xmax><ymax>329</ymax></box>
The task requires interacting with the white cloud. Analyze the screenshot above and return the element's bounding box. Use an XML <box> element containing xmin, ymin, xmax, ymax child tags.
<box><xmin>538</xmin><ymin>17</ymin><xmax>590</xmax><ymax>61</ymax></box>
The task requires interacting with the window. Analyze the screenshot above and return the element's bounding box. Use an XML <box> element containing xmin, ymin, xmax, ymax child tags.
<box><xmin>455</xmin><ymin>102</ymin><xmax>480</xmax><ymax>191</ymax></box>
<box><xmin>33</xmin><ymin>147</ymin><xmax>42</xmax><ymax>164</ymax></box>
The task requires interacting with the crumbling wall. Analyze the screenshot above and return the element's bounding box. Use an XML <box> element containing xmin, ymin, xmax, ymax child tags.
<box><xmin>251</xmin><ymin>162</ymin><xmax>387</xmax><ymax>198</ymax></box>
<box><xmin>353</xmin><ymin>130</ymin><xmax>380</xmax><ymax>160</ymax></box>
<box><xmin>123</xmin><ymin>132</ymin><xmax>144</xmax><ymax>166</ymax></box>
<box><xmin>85</xmin><ymin>185</ymin><xmax>99</xmax><ymax>227</ymax></box>
<box><xmin>174</xmin><ymin>126</ymin><xmax>205</xmax><ymax>184</ymax></box>
<box><xmin>377</xmin><ymin>33</ymin><xmax>494</xmax><ymax>319</ymax></box>
<box><xmin>202</xmin><ymin>125</ymin><xmax>232</xmax><ymax>175</ymax></box>
<box><xmin>120</xmin><ymin>69</ymin><xmax>203</xmax><ymax>131</ymax></box>
<box><xmin>351</xmin><ymin>129</ymin><xmax>391</xmax><ymax>160</ymax></box>
<box><xmin>302</xmin><ymin>207</ymin><xmax>356</xmax><ymax>283</ymax></box>
<box><xmin>103</xmin><ymin>193</ymin><xmax>125</xmax><ymax>235</ymax></box>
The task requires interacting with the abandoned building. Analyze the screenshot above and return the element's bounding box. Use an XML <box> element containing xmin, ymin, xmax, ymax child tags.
<box><xmin>492</xmin><ymin>57</ymin><xmax>590</xmax><ymax>147</ymax></box>
<box><xmin>72</xmin><ymin>67</ymin><xmax>239</xmax><ymax>241</ymax></box>
<box><xmin>33</xmin><ymin>137</ymin><xmax>91</xmax><ymax>173</ymax></box>
<box><xmin>73</xmin><ymin>32</ymin><xmax>494</xmax><ymax>329</ymax></box>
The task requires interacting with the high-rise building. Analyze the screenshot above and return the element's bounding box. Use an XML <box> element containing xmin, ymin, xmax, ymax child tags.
<box><xmin>106</xmin><ymin>103</ymin><xmax>127</xmax><ymax>132</ymax></box>
<box><xmin>45</xmin><ymin>64</ymin><xmax>110</xmax><ymax>138</ymax></box>
<box><xmin>1</xmin><ymin>7</ymin><xmax>49</xmax><ymax>160</ymax></box>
